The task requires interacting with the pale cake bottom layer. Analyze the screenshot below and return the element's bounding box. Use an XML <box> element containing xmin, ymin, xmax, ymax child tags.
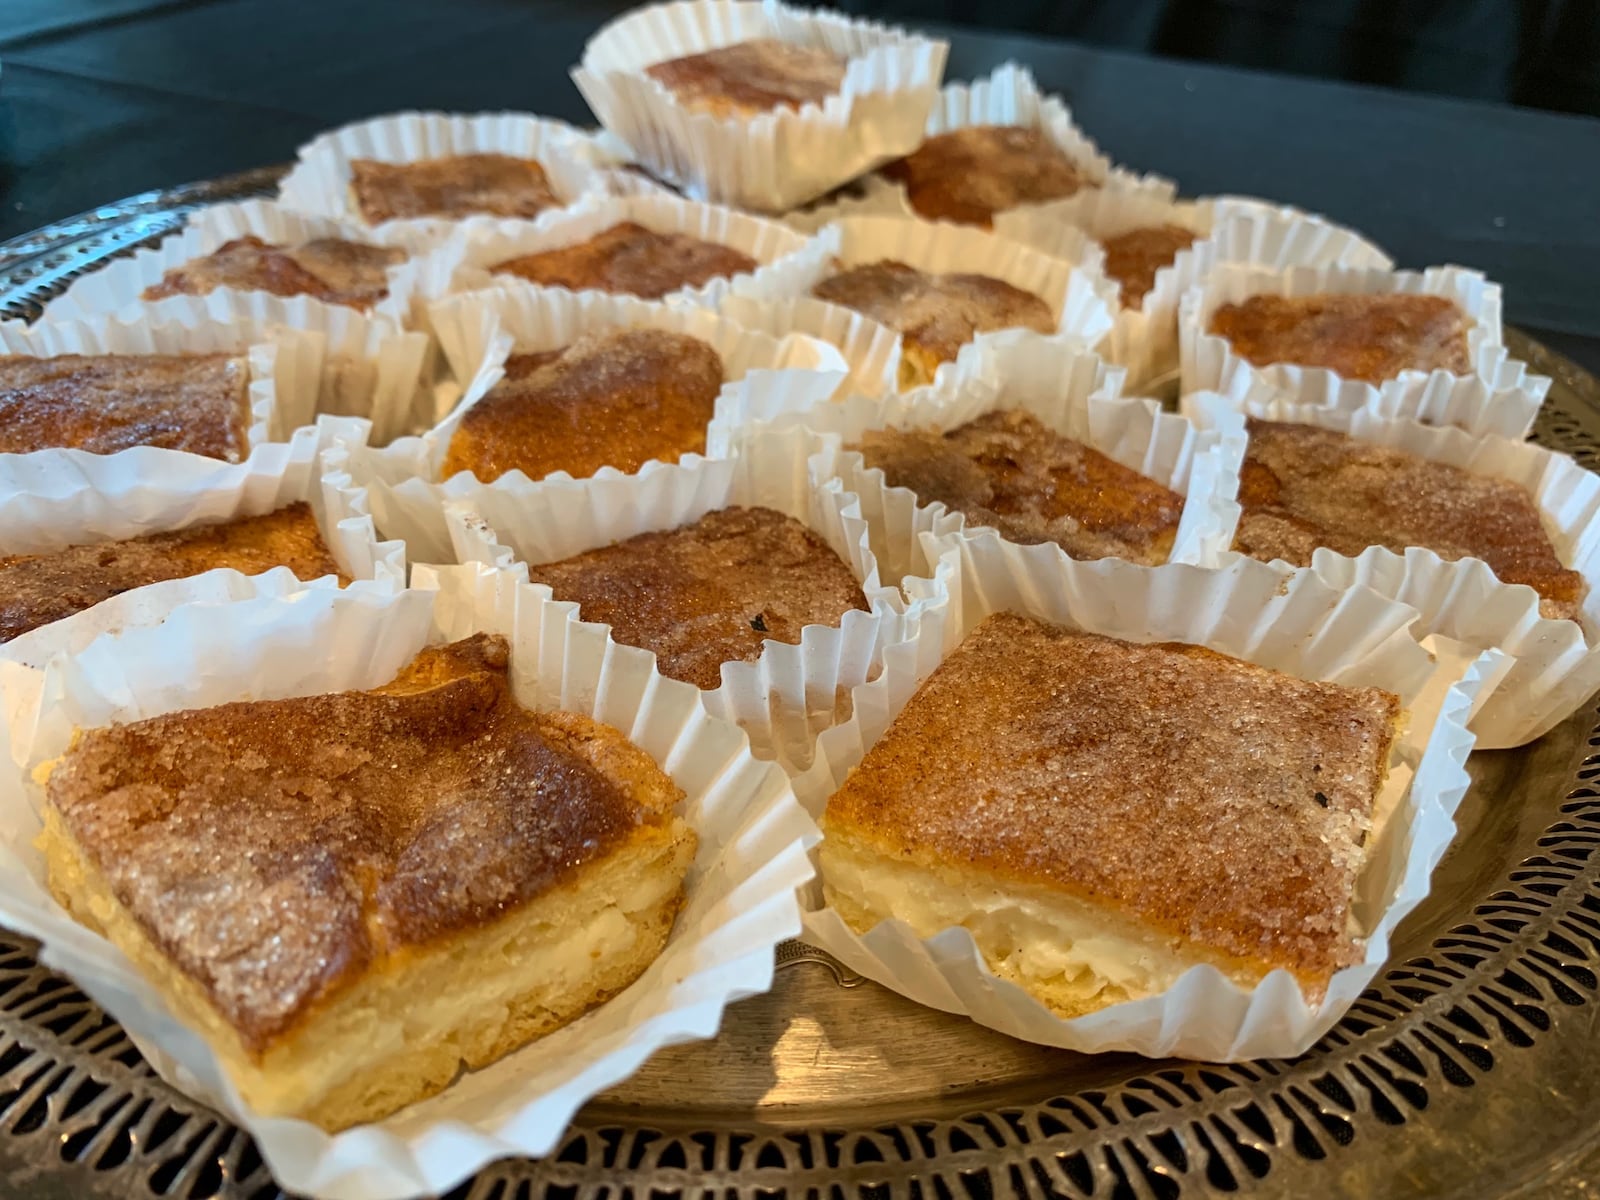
<box><xmin>821</xmin><ymin>832</ymin><xmax>1280</xmax><ymax>1018</ymax></box>
<box><xmin>42</xmin><ymin>807</ymin><xmax>695</xmax><ymax>1130</ymax></box>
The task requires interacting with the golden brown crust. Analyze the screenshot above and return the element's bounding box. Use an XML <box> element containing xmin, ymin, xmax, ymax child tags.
<box><xmin>812</xmin><ymin>260</ymin><xmax>1055</xmax><ymax>379</ymax></box>
<box><xmin>1208</xmin><ymin>293</ymin><xmax>1473</xmax><ymax>383</ymax></box>
<box><xmin>0</xmin><ymin>502</ymin><xmax>342</xmax><ymax>645</ymax></box>
<box><xmin>853</xmin><ymin>409</ymin><xmax>1183</xmax><ymax>565</ymax></box>
<box><xmin>527</xmin><ymin>506</ymin><xmax>869</xmax><ymax>690</ymax></box>
<box><xmin>645</xmin><ymin>38</ymin><xmax>847</xmax><ymax>117</ymax></box>
<box><xmin>0</xmin><ymin>353</ymin><xmax>250</xmax><ymax>461</ymax></box>
<box><xmin>1100</xmin><ymin>224</ymin><xmax>1199</xmax><ymax>307</ymax></box>
<box><xmin>441</xmin><ymin>328</ymin><xmax>724</xmax><ymax>483</ymax></box>
<box><xmin>1234</xmin><ymin>418</ymin><xmax>1584</xmax><ymax>621</ymax></box>
<box><xmin>141</xmin><ymin>236</ymin><xmax>404</xmax><ymax>310</ymax></box>
<box><xmin>493</xmin><ymin>221</ymin><xmax>758</xmax><ymax>299</ymax></box>
<box><xmin>879</xmin><ymin>126</ymin><xmax>1086</xmax><ymax>226</ymax></box>
<box><xmin>43</xmin><ymin>633</ymin><xmax>686</xmax><ymax>1056</ymax></box>
<box><xmin>349</xmin><ymin>154</ymin><xmax>559</xmax><ymax>223</ymax></box>
<box><xmin>822</xmin><ymin>613</ymin><xmax>1402</xmax><ymax>986</ymax></box>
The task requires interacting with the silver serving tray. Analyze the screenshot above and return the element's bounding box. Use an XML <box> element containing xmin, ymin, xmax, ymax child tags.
<box><xmin>2</xmin><ymin>170</ymin><xmax>1599</xmax><ymax>1200</ymax></box>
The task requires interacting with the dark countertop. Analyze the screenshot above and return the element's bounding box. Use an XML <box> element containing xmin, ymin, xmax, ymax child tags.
<box><xmin>3</xmin><ymin>0</ymin><xmax>1598</xmax><ymax>375</ymax></box>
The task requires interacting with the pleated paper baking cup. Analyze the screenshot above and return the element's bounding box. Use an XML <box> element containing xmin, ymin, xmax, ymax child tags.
<box><xmin>718</xmin><ymin>292</ymin><xmax>905</xmax><ymax>398</ymax></box>
<box><xmin>793</xmin><ymin>535</ymin><xmax>1502</xmax><ymax>1059</ymax></box>
<box><xmin>411</xmin><ymin>191</ymin><xmax>833</xmax><ymax>312</ymax></box>
<box><xmin>36</xmin><ymin>199</ymin><xmax>429</xmax><ymax>329</ymax></box>
<box><xmin>1180</xmin><ymin>262</ymin><xmax>1550</xmax><ymax>436</ymax></box>
<box><xmin>440</xmin><ymin>424</ymin><xmax>953</xmax><ymax>774</ymax></box>
<box><xmin>803</xmin><ymin>334</ymin><xmax>1243</xmax><ymax>582</ymax></box>
<box><xmin>786</xmin><ymin>61</ymin><xmax>1174</xmax><ymax>234</ymax></box>
<box><xmin>277</xmin><ymin>110</ymin><xmax>608</xmax><ymax>245</ymax></box>
<box><xmin>572</xmin><ymin>0</ymin><xmax>947</xmax><ymax>212</ymax></box>
<box><xmin>1185</xmin><ymin>388</ymin><xmax>1600</xmax><ymax>748</ymax></box>
<box><xmin>341</xmin><ymin>288</ymin><xmax>847</xmax><ymax>560</ymax></box>
<box><xmin>1002</xmin><ymin>192</ymin><xmax>1394</xmax><ymax>392</ymax></box>
<box><xmin>0</xmin><ymin>417</ymin><xmax>404</xmax><ymax>757</ymax></box>
<box><xmin>13</xmin><ymin>294</ymin><xmax>432</xmax><ymax>447</ymax></box>
<box><xmin>733</xmin><ymin>214</ymin><xmax>1117</xmax><ymax>395</ymax></box>
<box><xmin>0</xmin><ymin>562</ymin><xmax>816</xmax><ymax>1200</ymax></box>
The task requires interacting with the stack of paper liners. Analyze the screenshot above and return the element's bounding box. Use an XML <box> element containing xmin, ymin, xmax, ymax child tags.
<box><xmin>442</xmin><ymin>423</ymin><xmax>954</xmax><ymax>774</ymax></box>
<box><xmin>795</xmin><ymin>535</ymin><xmax>1500</xmax><ymax>1058</ymax></box>
<box><xmin>0</xmin><ymin>565</ymin><xmax>815</xmax><ymax>1199</ymax></box>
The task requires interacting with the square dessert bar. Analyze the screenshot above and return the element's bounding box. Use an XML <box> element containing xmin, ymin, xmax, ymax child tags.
<box><xmin>1234</xmin><ymin>417</ymin><xmax>1583</xmax><ymax>621</ymax></box>
<box><xmin>144</xmin><ymin>235</ymin><xmax>405</xmax><ymax>311</ymax></box>
<box><xmin>853</xmin><ymin>409</ymin><xmax>1186</xmax><ymax>565</ymax></box>
<box><xmin>821</xmin><ymin>612</ymin><xmax>1402</xmax><ymax>1016</ymax></box>
<box><xmin>0</xmin><ymin>353</ymin><xmax>251</xmax><ymax>461</ymax></box>
<box><xmin>0</xmin><ymin>502</ymin><xmax>341</xmax><ymax>644</ymax></box>
<box><xmin>526</xmin><ymin>506</ymin><xmax>869</xmax><ymax>690</ymax></box>
<box><xmin>880</xmin><ymin>126</ymin><xmax>1087</xmax><ymax>227</ymax></box>
<box><xmin>645</xmin><ymin>38</ymin><xmax>847</xmax><ymax>117</ymax></box>
<box><xmin>350</xmin><ymin>153</ymin><xmax>561</xmax><ymax>223</ymax></box>
<box><xmin>493</xmin><ymin>221</ymin><xmax>758</xmax><ymax>299</ymax></box>
<box><xmin>41</xmin><ymin>634</ymin><xmax>696</xmax><ymax>1129</ymax></box>
<box><xmin>813</xmin><ymin>260</ymin><xmax>1056</xmax><ymax>388</ymax></box>
<box><xmin>441</xmin><ymin>327</ymin><xmax>725</xmax><ymax>483</ymax></box>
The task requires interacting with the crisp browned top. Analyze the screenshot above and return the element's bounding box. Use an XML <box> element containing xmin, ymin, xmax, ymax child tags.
<box><xmin>812</xmin><ymin>260</ymin><xmax>1055</xmax><ymax>368</ymax></box>
<box><xmin>880</xmin><ymin>126</ymin><xmax>1086</xmax><ymax>226</ymax></box>
<box><xmin>493</xmin><ymin>221</ymin><xmax>759</xmax><ymax>300</ymax></box>
<box><xmin>142</xmin><ymin>236</ymin><xmax>404</xmax><ymax>311</ymax></box>
<box><xmin>527</xmin><ymin>506</ymin><xmax>868</xmax><ymax>690</ymax></box>
<box><xmin>1100</xmin><ymin>224</ymin><xmax>1199</xmax><ymax>307</ymax></box>
<box><xmin>0</xmin><ymin>353</ymin><xmax>250</xmax><ymax>461</ymax></box>
<box><xmin>350</xmin><ymin>154</ymin><xmax>559</xmax><ymax>222</ymax></box>
<box><xmin>0</xmin><ymin>503</ymin><xmax>340</xmax><ymax>645</ymax></box>
<box><xmin>645</xmin><ymin>38</ymin><xmax>847</xmax><ymax>116</ymax></box>
<box><xmin>47</xmin><ymin>634</ymin><xmax>683</xmax><ymax>1054</ymax></box>
<box><xmin>1208</xmin><ymin>293</ymin><xmax>1473</xmax><ymax>383</ymax></box>
<box><xmin>441</xmin><ymin>328</ymin><xmax>724</xmax><ymax>484</ymax></box>
<box><xmin>1235</xmin><ymin>418</ymin><xmax>1584</xmax><ymax>621</ymax></box>
<box><xmin>824</xmin><ymin>613</ymin><xmax>1401</xmax><ymax>984</ymax></box>
<box><xmin>854</xmin><ymin>410</ymin><xmax>1183</xmax><ymax>564</ymax></box>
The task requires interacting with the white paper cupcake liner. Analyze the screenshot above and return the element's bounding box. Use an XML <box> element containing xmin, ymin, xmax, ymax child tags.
<box><xmin>277</xmin><ymin>111</ymin><xmax>609</xmax><ymax>246</ymax></box>
<box><xmin>411</xmin><ymin>191</ymin><xmax>833</xmax><ymax>313</ymax></box>
<box><xmin>340</xmin><ymin>288</ymin><xmax>847</xmax><ymax>560</ymax></box>
<box><xmin>36</xmin><ymin>199</ymin><xmax>431</xmax><ymax>329</ymax></box>
<box><xmin>440</xmin><ymin>423</ymin><xmax>953</xmax><ymax>775</ymax></box>
<box><xmin>732</xmin><ymin>215</ymin><xmax>1117</xmax><ymax>399</ymax></box>
<box><xmin>1185</xmin><ymin>387</ymin><xmax>1600</xmax><ymax>749</ymax></box>
<box><xmin>717</xmin><ymin>292</ymin><xmax>905</xmax><ymax>399</ymax></box>
<box><xmin>1002</xmin><ymin>191</ymin><xmax>1394</xmax><ymax>392</ymax></box>
<box><xmin>785</xmin><ymin>61</ymin><xmax>1174</xmax><ymax>234</ymax></box>
<box><xmin>0</xmin><ymin>416</ymin><xmax>405</xmax><ymax>761</ymax></box>
<box><xmin>0</xmin><ymin>561</ymin><xmax>816</xmax><ymax>1199</ymax></box>
<box><xmin>1180</xmin><ymin>262</ymin><xmax>1550</xmax><ymax>436</ymax></box>
<box><xmin>572</xmin><ymin>0</ymin><xmax>948</xmax><ymax>212</ymax></box>
<box><xmin>801</xmin><ymin>334</ymin><xmax>1244</xmax><ymax>581</ymax></box>
<box><xmin>793</xmin><ymin>534</ymin><xmax>1503</xmax><ymax>1058</ymax></box>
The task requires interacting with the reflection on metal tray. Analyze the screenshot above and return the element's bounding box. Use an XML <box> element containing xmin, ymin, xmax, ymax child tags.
<box><xmin>1</xmin><ymin>171</ymin><xmax>1599</xmax><ymax>1200</ymax></box>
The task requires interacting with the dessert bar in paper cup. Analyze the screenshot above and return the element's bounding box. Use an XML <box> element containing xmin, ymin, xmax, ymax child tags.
<box><xmin>572</xmin><ymin>0</ymin><xmax>947</xmax><ymax>212</ymax></box>
<box><xmin>801</xmin><ymin>335</ymin><xmax>1244</xmax><ymax>582</ymax></box>
<box><xmin>1000</xmin><ymin>191</ymin><xmax>1393</xmax><ymax>392</ymax></box>
<box><xmin>785</xmin><ymin>61</ymin><xmax>1174</xmax><ymax>234</ymax></box>
<box><xmin>1179</xmin><ymin>262</ymin><xmax>1550</xmax><ymax>437</ymax></box>
<box><xmin>733</xmin><ymin>214</ymin><xmax>1117</xmax><ymax>393</ymax></box>
<box><xmin>339</xmin><ymin>288</ymin><xmax>847</xmax><ymax>560</ymax></box>
<box><xmin>441</xmin><ymin>423</ymin><xmax>954</xmax><ymax>774</ymax></box>
<box><xmin>793</xmin><ymin>534</ymin><xmax>1503</xmax><ymax>1059</ymax></box>
<box><xmin>411</xmin><ymin>191</ymin><xmax>833</xmax><ymax>313</ymax></box>
<box><xmin>0</xmin><ymin>563</ymin><xmax>817</xmax><ymax>1200</ymax></box>
<box><xmin>0</xmin><ymin>416</ymin><xmax>406</xmax><ymax>764</ymax></box>
<box><xmin>277</xmin><ymin>110</ymin><xmax>608</xmax><ymax>244</ymax></box>
<box><xmin>37</xmin><ymin>199</ymin><xmax>433</xmax><ymax>329</ymax></box>
<box><xmin>1186</xmin><ymin>387</ymin><xmax>1600</xmax><ymax>749</ymax></box>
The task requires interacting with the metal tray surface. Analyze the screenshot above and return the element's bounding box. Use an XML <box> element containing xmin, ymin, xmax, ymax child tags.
<box><xmin>1</xmin><ymin>171</ymin><xmax>1599</xmax><ymax>1200</ymax></box>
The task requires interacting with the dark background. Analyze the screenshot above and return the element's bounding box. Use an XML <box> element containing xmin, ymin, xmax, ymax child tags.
<box><xmin>3</xmin><ymin>0</ymin><xmax>1599</xmax><ymax>372</ymax></box>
